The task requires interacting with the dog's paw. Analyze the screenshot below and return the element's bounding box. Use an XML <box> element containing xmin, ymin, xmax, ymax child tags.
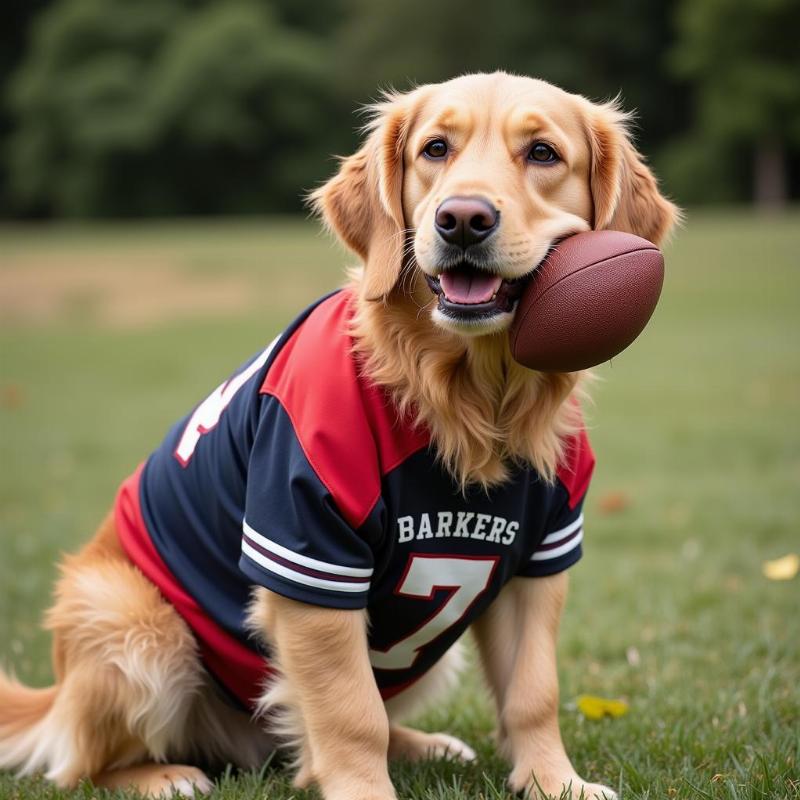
<box><xmin>421</xmin><ymin>731</ymin><xmax>477</xmax><ymax>762</ymax></box>
<box><xmin>508</xmin><ymin>768</ymin><xmax>616</xmax><ymax>800</ymax></box>
<box><xmin>94</xmin><ymin>764</ymin><xmax>214</xmax><ymax>797</ymax></box>
<box><xmin>571</xmin><ymin>782</ymin><xmax>617</xmax><ymax>800</ymax></box>
<box><xmin>150</xmin><ymin>766</ymin><xmax>214</xmax><ymax>798</ymax></box>
<box><xmin>388</xmin><ymin>725</ymin><xmax>476</xmax><ymax>763</ymax></box>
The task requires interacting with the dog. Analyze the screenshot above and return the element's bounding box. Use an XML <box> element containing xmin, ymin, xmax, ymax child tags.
<box><xmin>0</xmin><ymin>72</ymin><xmax>677</xmax><ymax>799</ymax></box>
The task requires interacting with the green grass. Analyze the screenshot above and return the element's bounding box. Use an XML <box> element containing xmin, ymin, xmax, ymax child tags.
<box><xmin>1</xmin><ymin>210</ymin><xmax>799</xmax><ymax>799</ymax></box>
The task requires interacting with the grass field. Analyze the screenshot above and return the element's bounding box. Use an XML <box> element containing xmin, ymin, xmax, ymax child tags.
<box><xmin>1</xmin><ymin>211</ymin><xmax>798</xmax><ymax>799</ymax></box>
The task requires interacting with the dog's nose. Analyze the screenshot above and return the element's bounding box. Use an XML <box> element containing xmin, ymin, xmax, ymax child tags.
<box><xmin>434</xmin><ymin>196</ymin><xmax>499</xmax><ymax>248</ymax></box>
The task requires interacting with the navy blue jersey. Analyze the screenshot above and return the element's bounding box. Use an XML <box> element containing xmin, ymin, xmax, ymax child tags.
<box><xmin>116</xmin><ymin>290</ymin><xmax>594</xmax><ymax>708</ymax></box>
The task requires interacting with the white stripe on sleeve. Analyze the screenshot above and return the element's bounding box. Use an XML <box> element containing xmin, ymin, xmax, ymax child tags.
<box><xmin>530</xmin><ymin>529</ymin><xmax>584</xmax><ymax>561</ymax></box>
<box><xmin>539</xmin><ymin>514</ymin><xmax>584</xmax><ymax>545</ymax></box>
<box><xmin>241</xmin><ymin>541</ymin><xmax>370</xmax><ymax>593</ymax></box>
<box><xmin>243</xmin><ymin>520</ymin><xmax>373</xmax><ymax>578</ymax></box>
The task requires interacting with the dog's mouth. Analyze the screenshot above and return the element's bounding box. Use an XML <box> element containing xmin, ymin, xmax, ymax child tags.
<box><xmin>424</xmin><ymin>263</ymin><xmax>530</xmax><ymax>320</ymax></box>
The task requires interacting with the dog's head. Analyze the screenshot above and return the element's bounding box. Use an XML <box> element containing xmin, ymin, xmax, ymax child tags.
<box><xmin>312</xmin><ymin>72</ymin><xmax>678</xmax><ymax>337</ymax></box>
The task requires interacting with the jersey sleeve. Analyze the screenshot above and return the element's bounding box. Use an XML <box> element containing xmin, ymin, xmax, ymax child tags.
<box><xmin>239</xmin><ymin>398</ymin><xmax>377</xmax><ymax>609</ymax></box>
<box><xmin>238</xmin><ymin>292</ymin><xmax>387</xmax><ymax>610</ymax></box>
<box><xmin>519</xmin><ymin>426</ymin><xmax>595</xmax><ymax>578</ymax></box>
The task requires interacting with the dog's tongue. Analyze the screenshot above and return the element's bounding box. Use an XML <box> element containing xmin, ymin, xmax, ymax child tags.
<box><xmin>440</xmin><ymin>270</ymin><xmax>503</xmax><ymax>304</ymax></box>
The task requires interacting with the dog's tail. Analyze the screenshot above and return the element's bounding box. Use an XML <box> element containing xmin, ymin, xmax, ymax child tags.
<box><xmin>0</xmin><ymin>667</ymin><xmax>59</xmax><ymax>776</ymax></box>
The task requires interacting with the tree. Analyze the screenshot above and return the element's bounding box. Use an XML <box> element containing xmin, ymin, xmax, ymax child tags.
<box><xmin>5</xmin><ymin>0</ymin><xmax>797</xmax><ymax>216</ymax></box>
<box><xmin>332</xmin><ymin>0</ymin><xmax>683</xmax><ymax>159</ymax></box>
<box><xmin>670</xmin><ymin>0</ymin><xmax>800</xmax><ymax>208</ymax></box>
<box><xmin>5</xmin><ymin>0</ymin><xmax>337</xmax><ymax>216</ymax></box>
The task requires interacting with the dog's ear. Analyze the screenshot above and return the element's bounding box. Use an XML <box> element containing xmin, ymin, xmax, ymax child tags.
<box><xmin>310</xmin><ymin>95</ymin><xmax>413</xmax><ymax>301</ymax></box>
<box><xmin>585</xmin><ymin>100</ymin><xmax>680</xmax><ymax>246</ymax></box>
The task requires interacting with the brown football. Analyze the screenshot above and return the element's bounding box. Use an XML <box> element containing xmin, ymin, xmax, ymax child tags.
<box><xmin>509</xmin><ymin>231</ymin><xmax>664</xmax><ymax>372</ymax></box>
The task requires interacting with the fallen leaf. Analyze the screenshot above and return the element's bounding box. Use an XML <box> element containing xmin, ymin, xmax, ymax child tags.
<box><xmin>762</xmin><ymin>554</ymin><xmax>799</xmax><ymax>581</ymax></box>
<box><xmin>576</xmin><ymin>694</ymin><xmax>629</xmax><ymax>721</ymax></box>
<box><xmin>0</xmin><ymin>383</ymin><xmax>25</xmax><ymax>409</ymax></box>
<box><xmin>596</xmin><ymin>490</ymin><xmax>630</xmax><ymax>515</ymax></box>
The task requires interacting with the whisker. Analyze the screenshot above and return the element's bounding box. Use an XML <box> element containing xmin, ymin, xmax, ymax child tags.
<box><xmin>415</xmin><ymin>296</ymin><xmax>434</xmax><ymax>319</ymax></box>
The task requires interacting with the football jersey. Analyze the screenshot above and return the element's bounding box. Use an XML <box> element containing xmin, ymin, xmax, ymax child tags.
<box><xmin>115</xmin><ymin>289</ymin><xmax>594</xmax><ymax>710</ymax></box>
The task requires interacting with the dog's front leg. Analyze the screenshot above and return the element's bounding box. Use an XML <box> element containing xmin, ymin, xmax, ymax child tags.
<box><xmin>473</xmin><ymin>574</ymin><xmax>615</xmax><ymax>799</ymax></box>
<box><xmin>255</xmin><ymin>590</ymin><xmax>396</xmax><ymax>800</ymax></box>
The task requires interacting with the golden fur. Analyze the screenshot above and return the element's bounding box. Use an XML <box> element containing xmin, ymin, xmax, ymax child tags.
<box><xmin>350</xmin><ymin>294</ymin><xmax>582</xmax><ymax>487</ymax></box>
<box><xmin>0</xmin><ymin>72</ymin><xmax>677</xmax><ymax>799</ymax></box>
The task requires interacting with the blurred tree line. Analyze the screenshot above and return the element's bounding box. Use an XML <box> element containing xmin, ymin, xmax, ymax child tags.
<box><xmin>1</xmin><ymin>0</ymin><xmax>798</xmax><ymax>218</ymax></box>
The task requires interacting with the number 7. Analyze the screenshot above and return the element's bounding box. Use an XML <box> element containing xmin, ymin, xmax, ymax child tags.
<box><xmin>369</xmin><ymin>554</ymin><xmax>499</xmax><ymax>671</ymax></box>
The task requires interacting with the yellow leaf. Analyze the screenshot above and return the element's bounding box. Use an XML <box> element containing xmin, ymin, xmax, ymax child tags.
<box><xmin>762</xmin><ymin>553</ymin><xmax>800</xmax><ymax>581</ymax></box>
<box><xmin>576</xmin><ymin>694</ymin><xmax>629</xmax><ymax>721</ymax></box>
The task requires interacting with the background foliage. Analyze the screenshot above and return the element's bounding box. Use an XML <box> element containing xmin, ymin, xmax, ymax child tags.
<box><xmin>2</xmin><ymin>0</ymin><xmax>799</xmax><ymax>217</ymax></box>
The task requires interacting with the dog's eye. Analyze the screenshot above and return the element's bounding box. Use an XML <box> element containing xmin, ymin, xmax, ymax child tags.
<box><xmin>527</xmin><ymin>142</ymin><xmax>558</xmax><ymax>164</ymax></box>
<box><xmin>423</xmin><ymin>139</ymin><xmax>448</xmax><ymax>159</ymax></box>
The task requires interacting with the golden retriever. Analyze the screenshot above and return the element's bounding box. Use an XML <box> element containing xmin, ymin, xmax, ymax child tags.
<box><xmin>0</xmin><ymin>72</ymin><xmax>677</xmax><ymax>799</ymax></box>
